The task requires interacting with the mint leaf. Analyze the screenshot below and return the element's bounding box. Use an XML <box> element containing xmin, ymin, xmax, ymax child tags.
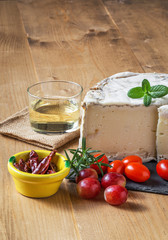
<box><xmin>143</xmin><ymin>94</ymin><xmax>152</xmax><ymax>106</ymax></box>
<box><xmin>127</xmin><ymin>87</ymin><xmax>144</xmax><ymax>99</ymax></box>
<box><xmin>142</xmin><ymin>79</ymin><xmax>151</xmax><ymax>92</ymax></box>
<box><xmin>128</xmin><ymin>79</ymin><xmax>168</xmax><ymax>107</ymax></box>
<box><xmin>149</xmin><ymin>85</ymin><xmax>168</xmax><ymax>98</ymax></box>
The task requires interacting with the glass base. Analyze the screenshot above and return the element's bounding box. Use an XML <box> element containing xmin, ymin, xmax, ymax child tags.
<box><xmin>30</xmin><ymin>120</ymin><xmax>79</xmax><ymax>134</ymax></box>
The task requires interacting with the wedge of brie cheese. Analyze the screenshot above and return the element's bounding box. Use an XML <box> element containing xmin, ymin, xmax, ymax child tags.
<box><xmin>80</xmin><ymin>72</ymin><xmax>168</xmax><ymax>162</ymax></box>
<box><xmin>157</xmin><ymin>105</ymin><xmax>168</xmax><ymax>160</ymax></box>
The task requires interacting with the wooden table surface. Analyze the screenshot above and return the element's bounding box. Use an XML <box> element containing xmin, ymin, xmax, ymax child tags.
<box><xmin>0</xmin><ymin>0</ymin><xmax>168</xmax><ymax>239</ymax></box>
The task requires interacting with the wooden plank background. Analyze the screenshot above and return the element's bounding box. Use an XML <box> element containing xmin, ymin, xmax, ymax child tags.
<box><xmin>0</xmin><ymin>0</ymin><xmax>168</xmax><ymax>239</ymax></box>
<box><xmin>18</xmin><ymin>0</ymin><xmax>143</xmax><ymax>95</ymax></box>
<box><xmin>103</xmin><ymin>0</ymin><xmax>168</xmax><ymax>73</ymax></box>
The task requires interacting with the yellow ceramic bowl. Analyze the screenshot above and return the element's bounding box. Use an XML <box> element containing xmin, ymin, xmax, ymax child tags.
<box><xmin>8</xmin><ymin>150</ymin><xmax>70</xmax><ymax>198</ymax></box>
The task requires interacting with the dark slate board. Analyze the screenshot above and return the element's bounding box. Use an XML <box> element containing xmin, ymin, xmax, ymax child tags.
<box><xmin>67</xmin><ymin>161</ymin><xmax>168</xmax><ymax>195</ymax></box>
<box><xmin>126</xmin><ymin>161</ymin><xmax>168</xmax><ymax>195</ymax></box>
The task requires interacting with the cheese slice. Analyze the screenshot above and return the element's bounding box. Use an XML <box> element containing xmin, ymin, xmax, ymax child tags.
<box><xmin>157</xmin><ymin>105</ymin><xmax>168</xmax><ymax>160</ymax></box>
<box><xmin>80</xmin><ymin>72</ymin><xmax>168</xmax><ymax>162</ymax></box>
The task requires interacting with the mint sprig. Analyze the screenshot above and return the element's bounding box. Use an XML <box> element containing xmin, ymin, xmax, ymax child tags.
<box><xmin>127</xmin><ymin>79</ymin><xmax>168</xmax><ymax>106</ymax></box>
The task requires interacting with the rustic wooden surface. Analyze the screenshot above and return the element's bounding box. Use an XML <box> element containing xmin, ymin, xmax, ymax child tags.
<box><xmin>0</xmin><ymin>0</ymin><xmax>168</xmax><ymax>239</ymax></box>
<box><xmin>103</xmin><ymin>0</ymin><xmax>168</xmax><ymax>73</ymax></box>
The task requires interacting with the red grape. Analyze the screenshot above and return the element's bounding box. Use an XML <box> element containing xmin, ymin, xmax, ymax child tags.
<box><xmin>77</xmin><ymin>178</ymin><xmax>101</xmax><ymax>199</ymax></box>
<box><xmin>101</xmin><ymin>172</ymin><xmax>126</xmax><ymax>189</ymax></box>
<box><xmin>76</xmin><ymin>168</ymin><xmax>98</xmax><ymax>183</ymax></box>
<box><xmin>104</xmin><ymin>185</ymin><xmax>128</xmax><ymax>206</ymax></box>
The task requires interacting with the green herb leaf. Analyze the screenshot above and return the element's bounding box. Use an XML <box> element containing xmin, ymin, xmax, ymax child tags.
<box><xmin>149</xmin><ymin>85</ymin><xmax>168</xmax><ymax>98</ymax></box>
<box><xmin>100</xmin><ymin>163</ymin><xmax>111</xmax><ymax>167</ymax></box>
<box><xmin>71</xmin><ymin>148</ymin><xmax>80</xmax><ymax>161</ymax></box>
<box><xmin>127</xmin><ymin>79</ymin><xmax>168</xmax><ymax>107</ymax></box>
<box><xmin>64</xmin><ymin>150</ymin><xmax>71</xmax><ymax>161</ymax></box>
<box><xmin>127</xmin><ymin>87</ymin><xmax>144</xmax><ymax>99</ymax></box>
<box><xmin>94</xmin><ymin>153</ymin><xmax>106</xmax><ymax>161</ymax></box>
<box><xmin>142</xmin><ymin>79</ymin><xmax>151</xmax><ymax>92</ymax></box>
<box><xmin>82</xmin><ymin>137</ymin><xmax>86</xmax><ymax>151</ymax></box>
<box><xmin>87</xmin><ymin>150</ymin><xmax>101</xmax><ymax>154</ymax></box>
<box><xmin>97</xmin><ymin>162</ymin><xmax>104</xmax><ymax>176</ymax></box>
<box><xmin>143</xmin><ymin>94</ymin><xmax>152</xmax><ymax>106</ymax></box>
<box><xmin>65</xmin><ymin>138</ymin><xmax>108</xmax><ymax>178</ymax></box>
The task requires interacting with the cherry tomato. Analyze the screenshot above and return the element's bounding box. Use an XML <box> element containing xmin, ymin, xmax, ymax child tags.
<box><xmin>156</xmin><ymin>160</ymin><xmax>168</xmax><ymax>181</ymax></box>
<box><xmin>125</xmin><ymin>162</ymin><xmax>150</xmax><ymax>182</ymax></box>
<box><xmin>90</xmin><ymin>154</ymin><xmax>109</xmax><ymax>174</ymax></box>
<box><xmin>107</xmin><ymin>160</ymin><xmax>125</xmax><ymax>174</ymax></box>
<box><xmin>122</xmin><ymin>155</ymin><xmax>142</xmax><ymax>168</ymax></box>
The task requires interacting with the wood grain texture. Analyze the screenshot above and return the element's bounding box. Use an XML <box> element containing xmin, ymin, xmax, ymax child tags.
<box><xmin>67</xmin><ymin>181</ymin><xmax>168</xmax><ymax>240</ymax></box>
<box><xmin>1</xmin><ymin>0</ymin><xmax>168</xmax><ymax>240</ymax></box>
<box><xmin>0</xmin><ymin>1</ymin><xmax>37</xmax><ymax>119</ymax></box>
<box><xmin>18</xmin><ymin>0</ymin><xmax>142</xmax><ymax>97</ymax></box>
<box><xmin>103</xmin><ymin>0</ymin><xmax>168</xmax><ymax>73</ymax></box>
<box><xmin>0</xmin><ymin>2</ymin><xmax>79</xmax><ymax>240</ymax></box>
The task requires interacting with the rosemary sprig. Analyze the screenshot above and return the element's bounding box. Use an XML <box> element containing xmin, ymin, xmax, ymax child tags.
<box><xmin>65</xmin><ymin>138</ymin><xmax>110</xmax><ymax>178</ymax></box>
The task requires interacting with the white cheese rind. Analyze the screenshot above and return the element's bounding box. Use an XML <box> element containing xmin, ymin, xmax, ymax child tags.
<box><xmin>84</xmin><ymin>72</ymin><xmax>168</xmax><ymax>106</ymax></box>
<box><xmin>157</xmin><ymin>105</ymin><xmax>168</xmax><ymax>160</ymax></box>
<box><xmin>80</xmin><ymin>72</ymin><xmax>168</xmax><ymax>162</ymax></box>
